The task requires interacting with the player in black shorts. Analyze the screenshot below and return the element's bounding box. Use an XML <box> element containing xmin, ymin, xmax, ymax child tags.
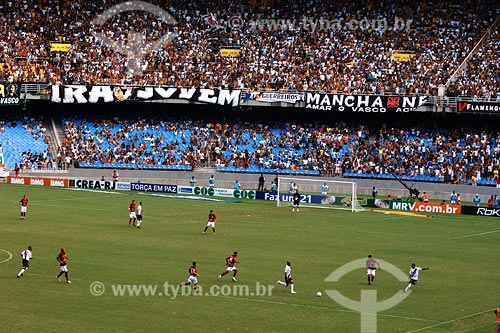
<box><xmin>276</xmin><ymin>261</ymin><xmax>296</xmax><ymax>293</ymax></box>
<box><xmin>292</xmin><ymin>190</ymin><xmax>300</xmax><ymax>212</ymax></box>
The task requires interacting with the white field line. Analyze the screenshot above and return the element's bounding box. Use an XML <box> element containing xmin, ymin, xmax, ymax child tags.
<box><xmin>448</xmin><ymin>229</ymin><xmax>500</xmax><ymax>240</ymax></box>
<box><xmin>404</xmin><ymin>308</ymin><xmax>494</xmax><ymax>332</ymax></box>
<box><xmin>0</xmin><ymin>248</ymin><xmax>13</xmax><ymax>264</ymax></box>
<box><xmin>17</xmin><ymin>273</ymin><xmax>438</xmax><ymax>324</ymax></box>
<box><xmin>217</xmin><ymin>295</ymin><xmax>440</xmax><ymax>323</ymax></box>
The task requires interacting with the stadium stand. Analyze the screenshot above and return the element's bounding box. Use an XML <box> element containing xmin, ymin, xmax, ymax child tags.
<box><xmin>0</xmin><ymin>0</ymin><xmax>498</xmax><ymax>96</ymax></box>
<box><xmin>57</xmin><ymin>113</ymin><xmax>500</xmax><ymax>186</ymax></box>
<box><xmin>0</xmin><ymin>116</ymin><xmax>49</xmax><ymax>169</ymax></box>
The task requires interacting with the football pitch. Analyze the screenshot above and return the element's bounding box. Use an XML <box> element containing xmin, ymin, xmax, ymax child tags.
<box><xmin>0</xmin><ymin>183</ymin><xmax>497</xmax><ymax>332</ymax></box>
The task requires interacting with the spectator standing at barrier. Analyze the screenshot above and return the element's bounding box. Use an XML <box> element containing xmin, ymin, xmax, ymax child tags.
<box><xmin>473</xmin><ymin>194</ymin><xmax>481</xmax><ymax>207</ymax></box>
<box><xmin>450</xmin><ymin>191</ymin><xmax>457</xmax><ymax>204</ymax></box>
<box><xmin>190</xmin><ymin>176</ymin><xmax>196</xmax><ymax>187</ymax></box>
<box><xmin>209</xmin><ymin>175</ymin><xmax>215</xmax><ymax>188</ymax></box>
<box><xmin>258</xmin><ymin>173</ymin><xmax>265</xmax><ymax>191</ymax></box>
<box><xmin>112</xmin><ymin>170</ymin><xmax>119</xmax><ymax>183</ymax></box>
<box><xmin>322</xmin><ymin>183</ymin><xmax>329</xmax><ymax>196</ymax></box>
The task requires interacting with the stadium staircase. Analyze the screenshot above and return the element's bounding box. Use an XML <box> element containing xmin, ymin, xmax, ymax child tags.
<box><xmin>43</xmin><ymin>118</ymin><xmax>60</xmax><ymax>154</ymax></box>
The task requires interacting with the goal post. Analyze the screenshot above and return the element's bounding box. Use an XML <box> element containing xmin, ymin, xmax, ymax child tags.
<box><xmin>276</xmin><ymin>177</ymin><xmax>365</xmax><ymax>212</ymax></box>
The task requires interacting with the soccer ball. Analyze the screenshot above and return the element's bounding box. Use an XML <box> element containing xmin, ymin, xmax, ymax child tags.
<box><xmin>316</xmin><ymin>291</ymin><xmax>322</xmax><ymax>297</ymax></box>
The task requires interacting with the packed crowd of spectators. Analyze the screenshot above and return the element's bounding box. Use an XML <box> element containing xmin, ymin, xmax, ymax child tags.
<box><xmin>452</xmin><ymin>30</ymin><xmax>500</xmax><ymax>99</ymax></box>
<box><xmin>58</xmin><ymin>116</ymin><xmax>500</xmax><ymax>185</ymax></box>
<box><xmin>0</xmin><ymin>0</ymin><xmax>498</xmax><ymax>97</ymax></box>
<box><xmin>4</xmin><ymin>112</ymin><xmax>500</xmax><ymax>186</ymax></box>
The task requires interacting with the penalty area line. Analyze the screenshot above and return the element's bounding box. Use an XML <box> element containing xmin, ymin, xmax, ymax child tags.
<box><xmin>405</xmin><ymin>308</ymin><xmax>495</xmax><ymax>332</ymax></box>
<box><xmin>448</xmin><ymin>229</ymin><xmax>500</xmax><ymax>240</ymax></box>
<box><xmin>0</xmin><ymin>248</ymin><xmax>13</xmax><ymax>264</ymax></box>
<box><xmin>217</xmin><ymin>295</ymin><xmax>439</xmax><ymax>323</ymax></box>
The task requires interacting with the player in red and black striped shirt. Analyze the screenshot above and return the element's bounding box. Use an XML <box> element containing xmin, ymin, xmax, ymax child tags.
<box><xmin>218</xmin><ymin>251</ymin><xmax>239</xmax><ymax>282</ymax></box>
<box><xmin>181</xmin><ymin>262</ymin><xmax>198</xmax><ymax>290</ymax></box>
<box><xmin>128</xmin><ymin>200</ymin><xmax>137</xmax><ymax>226</ymax></box>
<box><xmin>56</xmin><ymin>248</ymin><xmax>71</xmax><ymax>284</ymax></box>
<box><xmin>202</xmin><ymin>210</ymin><xmax>216</xmax><ymax>234</ymax></box>
<box><xmin>20</xmin><ymin>195</ymin><xmax>28</xmax><ymax>219</ymax></box>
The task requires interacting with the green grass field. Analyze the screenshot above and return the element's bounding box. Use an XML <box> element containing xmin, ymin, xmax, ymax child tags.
<box><xmin>0</xmin><ymin>183</ymin><xmax>498</xmax><ymax>332</ymax></box>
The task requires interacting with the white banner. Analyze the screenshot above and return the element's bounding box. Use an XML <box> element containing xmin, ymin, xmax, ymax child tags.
<box><xmin>243</xmin><ymin>92</ymin><xmax>304</xmax><ymax>104</ymax></box>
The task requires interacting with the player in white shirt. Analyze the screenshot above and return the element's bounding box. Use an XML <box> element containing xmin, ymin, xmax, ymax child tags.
<box><xmin>404</xmin><ymin>263</ymin><xmax>429</xmax><ymax>292</ymax></box>
<box><xmin>276</xmin><ymin>261</ymin><xmax>296</xmax><ymax>294</ymax></box>
<box><xmin>321</xmin><ymin>183</ymin><xmax>329</xmax><ymax>195</ymax></box>
<box><xmin>17</xmin><ymin>246</ymin><xmax>34</xmax><ymax>278</ymax></box>
<box><xmin>136</xmin><ymin>202</ymin><xmax>143</xmax><ymax>228</ymax></box>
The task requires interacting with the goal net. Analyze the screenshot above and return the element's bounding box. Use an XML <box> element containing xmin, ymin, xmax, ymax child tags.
<box><xmin>276</xmin><ymin>177</ymin><xmax>365</xmax><ymax>212</ymax></box>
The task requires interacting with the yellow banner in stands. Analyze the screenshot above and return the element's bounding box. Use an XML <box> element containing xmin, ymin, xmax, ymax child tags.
<box><xmin>220</xmin><ymin>48</ymin><xmax>241</xmax><ymax>57</ymax></box>
<box><xmin>393</xmin><ymin>52</ymin><xmax>415</xmax><ymax>62</ymax></box>
<box><xmin>50</xmin><ymin>43</ymin><xmax>72</xmax><ymax>52</ymax></box>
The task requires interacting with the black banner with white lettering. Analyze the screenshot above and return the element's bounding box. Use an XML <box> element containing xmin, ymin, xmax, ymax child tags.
<box><xmin>457</xmin><ymin>100</ymin><xmax>500</xmax><ymax>114</ymax></box>
<box><xmin>461</xmin><ymin>205</ymin><xmax>500</xmax><ymax>218</ymax></box>
<box><xmin>0</xmin><ymin>82</ymin><xmax>21</xmax><ymax>106</ymax></box>
<box><xmin>51</xmin><ymin>85</ymin><xmax>241</xmax><ymax>106</ymax></box>
<box><xmin>304</xmin><ymin>93</ymin><xmax>427</xmax><ymax>112</ymax></box>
